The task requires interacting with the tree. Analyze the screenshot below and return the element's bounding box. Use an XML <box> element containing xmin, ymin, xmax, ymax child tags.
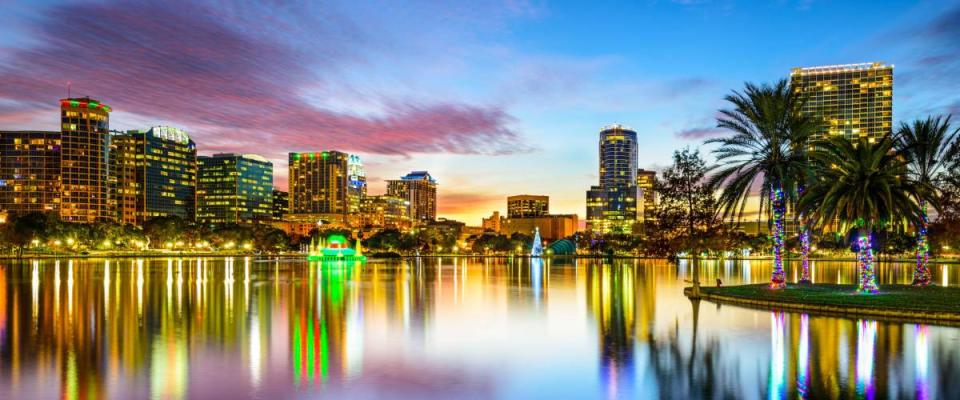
<box><xmin>893</xmin><ymin>115</ymin><xmax>960</xmax><ymax>285</ymax></box>
<box><xmin>800</xmin><ymin>137</ymin><xmax>920</xmax><ymax>293</ymax></box>
<box><xmin>1</xmin><ymin>212</ymin><xmax>54</xmax><ymax>258</ymax></box>
<box><xmin>649</xmin><ymin>149</ymin><xmax>722</xmax><ymax>260</ymax></box>
<box><xmin>707</xmin><ymin>79</ymin><xmax>816</xmax><ymax>288</ymax></box>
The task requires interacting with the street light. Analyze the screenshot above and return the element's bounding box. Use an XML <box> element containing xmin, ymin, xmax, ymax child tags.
<box><xmin>242</xmin><ymin>243</ymin><xmax>252</xmax><ymax>250</ymax></box>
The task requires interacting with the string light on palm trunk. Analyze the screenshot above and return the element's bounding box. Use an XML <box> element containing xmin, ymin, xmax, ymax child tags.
<box><xmin>770</xmin><ymin>186</ymin><xmax>786</xmax><ymax>289</ymax></box>
<box><xmin>913</xmin><ymin>201</ymin><xmax>932</xmax><ymax>286</ymax></box>
<box><xmin>857</xmin><ymin>234</ymin><xmax>879</xmax><ymax>293</ymax></box>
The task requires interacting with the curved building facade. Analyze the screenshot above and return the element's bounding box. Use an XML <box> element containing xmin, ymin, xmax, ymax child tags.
<box><xmin>587</xmin><ymin>124</ymin><xmax>638</xmax><ymax>234</ymax></box>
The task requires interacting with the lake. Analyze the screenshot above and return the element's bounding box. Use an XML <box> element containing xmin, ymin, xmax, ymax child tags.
<box><xmin>0</xmin><ymin>257</ymin><xmax>957</xmax><ymax>399</ymax></box>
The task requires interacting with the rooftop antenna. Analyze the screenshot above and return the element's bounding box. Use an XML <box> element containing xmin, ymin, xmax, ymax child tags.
<box><xmin>67</xmin><ymin>81</ymin><xmax>71</xmax><ymax>98</ymax></box>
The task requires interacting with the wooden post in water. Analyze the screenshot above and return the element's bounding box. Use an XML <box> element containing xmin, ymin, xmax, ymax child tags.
<box><xmin>690</xmin><ymin>253</ymin><xmax>701</xmax><ymax>298</ymax></box>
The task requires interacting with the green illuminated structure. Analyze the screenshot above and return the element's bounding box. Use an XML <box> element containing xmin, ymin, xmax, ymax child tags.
<box><xmin>307</xmin><ymin>234</ymin><xmax>366</xmax><ymax>262</ymax></box>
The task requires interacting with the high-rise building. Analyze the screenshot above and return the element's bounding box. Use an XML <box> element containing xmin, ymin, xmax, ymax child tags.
<box><xmin>272</xmin><ymin>189</ymin><xmax>289</xmax><ymax>220</ymax></box>
<box><xmin>288</xmin><ymin>151</ymin><xmax>366</xmax><ymax>217</ymax></box>
<box><xmin>0</xmin><ymin>131</ymin><xmax>62</xmax><ymax>215</ymax></box>
<box><xmin>790</xmin><ymin>62</ymin><xmax>893</xmax><ymax>141</ymax></box>
<box><xmin>636</xmin><ymin>169</ymin><xmax>656</xmax><ymax>224</ymax></box>
<box><xmin>112</xmin><ymin>126</ymin><xmax>197</xmax><ymax>225</ymax></box>
<box><xmin>586</xmin><ymin>124</ymin><xmax>638</xmax><ymax>233</ymax></box>
<box><xmin>60</xmin><ymin>97</ymin><xmax>113</xmax><ymax>223</ymax></box>
<box><xmin>359</xmin><ymin>194</ymin><xmax>412</xmax><ymax>231</ymax></box>
<box><xmin>507</xmin><ymin>195</ymin><xmax>549</xmax><ymax>218</ymax></box>
<box><xmin>387</xmin><ymin>171</ymin><xmax>437</xmax><ymax>222</ymax></box>
<box><xmin>196</xmin><ymin>153</ymin><xmax>273</xmax><ymax>224</ymax></box>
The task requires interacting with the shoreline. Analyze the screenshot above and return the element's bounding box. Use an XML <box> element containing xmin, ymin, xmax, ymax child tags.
<box><xmin>686</xmin><ymin>284</ymin><xmax>960</xmax><ymax>327</ymax></box>
<box><xmin>1</xmin><ymin>252</ymin><xmax>959</xmax><ymax>263</ymax></box>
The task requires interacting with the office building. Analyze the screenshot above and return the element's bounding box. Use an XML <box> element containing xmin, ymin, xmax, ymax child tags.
<box><xmin>502</xmin><ymin>214</ymin><xmax>578</xmax><ymax>241</ymax></box>
<box><xmin>288</xmin><ymin>151</ymin><xmax>366</xmax><ymax>217</ymax></box>
<box><xmin>112</xmin><ymin>126</ymin><xmax>197</xmax><ymax>225</ymax></box>
<box><xmin>359</xmin><ymin>194</ymin><xmax>412</xmax><ymax>231</ymax></box>
<box><xmin>197</xmin><ymin>153</ymin><xmax>273</xmax><ymax>224</ymax></box>
<box><xmin>387</xmin><ymin>171</ymin><xmax>437</xmax><ymax>222</ymax></box>
<box><xmin>60</xmin><ymin>97</ymin><xmax>113</xmax><ymax>223</ymax></box>
<box><xmin>507</xmin><ymin>195</ymin><xmax>549</xmax><ymax>218</ymax></box>
<box><xmin>586</xmin><ymin>124</ymin><xmax>638</xmax><ymax>233</ymax></box>
<box><xmin>0</xmin><ymin>131</ymin><xmax>62</xmax><ymax>215</ymax></box>
<box><xmin>637</xmin><ymin>169</ymin><xmax>656</xmax><ymax>224</ymax></box>
<box><xmin>790</xmin><ymin>62</ymin><xmax>893</xmax><ymax>141</ymax></box>
<box><xmin>272</xmin><ymin>189</ymin><xmax>289</xmax><ymax>220</ymax></box>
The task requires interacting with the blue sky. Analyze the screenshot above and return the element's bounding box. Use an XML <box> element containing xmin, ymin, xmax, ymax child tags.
<box><xmin>0</xmin><ymin>0</ymin><xmax>957</xmax><ymax>224</ymax></box>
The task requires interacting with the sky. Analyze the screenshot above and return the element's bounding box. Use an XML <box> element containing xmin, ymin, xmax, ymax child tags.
<box><xmin>0</xmin><ymin>0</ymin><xmax>958</xmax><ymax>225</ymax></box>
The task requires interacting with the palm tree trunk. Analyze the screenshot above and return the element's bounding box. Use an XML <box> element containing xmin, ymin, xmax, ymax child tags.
<box><xmin>798</xmin><ymin>222</ymin><xmax>811</xmax><ymax>284</ymax></box>
<box><xmin>912</xmin><ymin>200</ymin><xmax>932</xmax><ymax>286</ymax></box>
<box><xmin>770</xmin><ymin>185</ymin><xmax>786</xmax><ymax>289</ymax></box>
<box><xmin>857</xmin><ymin>233</ymin><xmax>879</xmax><ymax>293</ymax></box>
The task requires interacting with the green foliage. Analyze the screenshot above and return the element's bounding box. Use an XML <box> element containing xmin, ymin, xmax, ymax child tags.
<box><xmin>647</xmin><ymin>148</ymin><xmax>724</xmax><ymax>257</ymax></box>
<box><xmin>894</xmin><ymin>115</ymin><xmax>960</xmax><ymax>210</ymax></box>
<box><xmin>708</xmin><ymin>79</ymin><xmax>816</xmax><ymax>222</ymax></box>
<box><xmin>799</xmin><ymin>137</ymin><xmax>920</xmax><ymax>232</ymax></box>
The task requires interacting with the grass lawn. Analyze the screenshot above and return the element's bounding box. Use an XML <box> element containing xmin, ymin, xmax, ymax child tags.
<box><xmin>697</xmin><ymin>284</ymin><xmax>960</xmax><ymax>315</ymax></box>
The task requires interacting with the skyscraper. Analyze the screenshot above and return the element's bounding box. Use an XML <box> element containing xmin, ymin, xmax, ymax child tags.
<box><xmin>288</xmin><ymin>151</ymin><xmax>366</xmax><ymax>217</ymax></box>
<box><xmin>112</xmin><ymin>126</ymin><xmax>197</xmax><ymax>225</ymax></box>
<box><xmin>59</xmin><ymin>97</ymin><xmax>113</xmax><ymax>223</ymax></box>
<box><xmin>0</xmin><ymin>131</ymin><xmax>62</xmax><ymax>215</ymax></box>
<box><xmin>636</xmin><ymin>169</ymin><xmax>656</xmax><ymax>224</ymax></box>
<box><xmin>272</xmin><ymin>189</ymin><xmax>289</xmax><ymax>220</ymax></box>
<box><xmin>790</xmin><ymin>62</ymin><xmax>893</xmax><ymax>141</ymax></box>
<box><xmin>586</xmin><ymin>124</ymin><xmax>638</xmax><ymax>233</ymax></box>
<box><xmin>196</xmin><ymin>153</ymin><xmax>273</xmax><ymax>224</ymax></box>
<box><xmin>386</xmin><ymin>171</ymin><xmax>437</xmax><ymax>222</ymax></box>
<box><xmin>507</xmin><ymin>195</ymin><xmax>549</xmax><ymax>218</ymax></box>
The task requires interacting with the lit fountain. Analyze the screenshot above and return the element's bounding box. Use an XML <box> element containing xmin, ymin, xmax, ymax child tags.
<box><xmin>307</xmin><ymin>234</ymin><xmax>366</xmax><ymax>262</ymax></box>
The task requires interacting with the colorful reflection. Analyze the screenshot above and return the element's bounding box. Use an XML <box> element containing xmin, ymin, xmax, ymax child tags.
<box><xmin>0</xmin><ymin>258</ymin><xmax>955</xmax><ymax>399</ymax></box>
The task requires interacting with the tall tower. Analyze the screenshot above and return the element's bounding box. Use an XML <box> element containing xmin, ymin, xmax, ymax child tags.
<box><xmin>586</xmin><ymin>124</ymin><xmax>638</xmax><ymax>233</ymax></box>
<box><xmin>197</xmin><ymin>153</ymin><xmax>273</xmax><ymax>224</ymax></box>
<box><xmin>386</xmin><ymin>171</ymin><xmax>437</xmax><ymax>222</ymax></box>
<box><xmin>288</xmin><ymin>151</ymin><xmax>366</xmax><ymax>216</ymax></box>
<box><xmin>59</xmin><ymin>97</ymin><xmax>112</xmax><ymax>223</ymax></box>
<box><xmin>790</xmin><ymin>62</ymin><xmax>893</xmax><ymax>141</ymax></box>
<box><xmin>112</xmin><ymin>126</ymin><xmax>197</xmax><ymax>226</ymax></box>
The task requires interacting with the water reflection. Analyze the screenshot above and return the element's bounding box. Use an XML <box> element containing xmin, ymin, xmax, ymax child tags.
<box><xmin>0</xmin><ymin>258</ymin><xmax>957</xmax><ymax>399</ymax></box>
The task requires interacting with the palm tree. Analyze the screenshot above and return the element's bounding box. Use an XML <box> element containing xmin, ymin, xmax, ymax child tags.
<box><xmin>894</xmin><ymin>116</ymin><xmax>960</xmax><ymax>286</ymax></box>
<box><xmin>708</xmin><ymin>79</ymin><xmax>816</xmax><ymax>289</ymax></box>
<box><xmin>799</xmin><ymin>137</ymin><xmax>919</xmax><ymax>293</ymax></box>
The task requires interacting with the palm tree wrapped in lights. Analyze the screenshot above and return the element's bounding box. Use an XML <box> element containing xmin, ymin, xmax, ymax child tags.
<box><xmin>800</xmin><ymin>137</ymin><xmax>920</xmax><ymax>293</ymax></box>
<box><xmin>708</xmin><ymin>79</ymin><xmax>816</xmax><ymax>289</ymax></box>
<box><xmin>894</xmin><ymin>116</ymin><xmax>959</xmax><ymax>286</ymax></box>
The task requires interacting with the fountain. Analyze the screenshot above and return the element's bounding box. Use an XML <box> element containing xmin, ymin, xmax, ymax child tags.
<box><xmin>307</xmin><ymin>234</ymin><xmax>366</xmax><ymax>262</ymax></box>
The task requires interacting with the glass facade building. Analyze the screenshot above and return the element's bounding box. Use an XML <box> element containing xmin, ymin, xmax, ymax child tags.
<box><xmin>387</xmin><ymin>171</ymin><xmax>437</xmax><ymax>222</ymax></box>
<box><xmin>636</xmin><ymin>169</ymin><xmax>656</xmax><ymax>224</ymax></box>
<box><xmin>112</xmin><ymin>126</ymin><xmax>197</xmax><ymax>226</ymax></box>
<box><xmin>0</xmin><ymin>131</ymin><xmax>62</xmax><ymax>215</ymax></box>
<box><xmin>272</xmin><ymin>189</ymin><xmax>289</xmax><ymax>220</ymax></box>
<box><xmin>197</xmin><ymin>153</ymin><xmax>273</xmax><ymax>224</ymax></box>
<box><xmin>288</xmin><ymin>151</ymin><xmax>366</xmax><ymax>216</ymax></box>
<box><xmin>507</xmin><ymin>195</ymin><xmax>549</xmax><ymax>218</ymax></box>
<box><xmin>60</xmin><ymin>97</ymin><xmax>113</xmax><ymax>223</ymax></box>
<box><xmin>586</xmin><ymin>124</ymin><xmax>638</xmax><ymax>233</ymax></box>
<box><xmin>790</xmin><ymin>62</ymin><xmax>893</xmax><ymax>141</ymax></box>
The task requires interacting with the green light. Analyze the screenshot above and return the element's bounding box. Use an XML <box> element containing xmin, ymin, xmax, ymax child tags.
<box><xmin>309</xmin><ymin>153</ymin><xmax>315</xmax><ymax>159</ymax></box>
<box><xmin>70</xmin><ymin>100</ymin><xmax>79</xmax><ymax>108</ymax></box>
<box><xmin>321</xmin><ymin>152</ymin><xmax>328</xmax><ymax>159</ymax></box>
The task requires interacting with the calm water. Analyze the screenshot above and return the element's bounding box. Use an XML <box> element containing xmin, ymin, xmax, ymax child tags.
<box><xmin>0</xmin><ymin>257</ymin><xmax>958</xmax><ymax>399</ymax></box>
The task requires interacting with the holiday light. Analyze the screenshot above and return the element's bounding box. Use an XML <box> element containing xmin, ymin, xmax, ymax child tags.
<box><xmin>799</xmin><ymin>223</ymin><xmax>811</xmax><ymax>283</ymax></box>
<box><xmin>769</xmin><ymin>186</ymin><xmax>786</xmax><ymax>289</ymax></box>
<box><xmin>912</xmin><ymin>201</ymin><xmax>932</xmax><ymax>286</ymax></box>
<box><xmin>857</xmin><ymin>234</ymin><xmax>879</xmax><ymax>293</ymax></box>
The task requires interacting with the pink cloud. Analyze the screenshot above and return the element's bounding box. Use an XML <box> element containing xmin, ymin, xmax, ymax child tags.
<box><xmin>0</xmin><ymin>0</ymin><xmax>524</xmax><ymax>160</ymax></box>
<box><xmin>674</xmin><ymin>126</ymin><xmax>726</xmax><ymax>140</ymax></box>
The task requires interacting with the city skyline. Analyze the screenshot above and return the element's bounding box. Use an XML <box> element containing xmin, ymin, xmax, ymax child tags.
<box><xmin>0</xmin><ymin>1</ymin><xmax>958</xmax><ymax>224</ymax></box>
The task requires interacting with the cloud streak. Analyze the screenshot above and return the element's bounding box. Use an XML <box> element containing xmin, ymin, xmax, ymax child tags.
<box><xmin>0</xmin><ymin>0</ymin><xmax>525</xmax><ymax>158</ymax></box>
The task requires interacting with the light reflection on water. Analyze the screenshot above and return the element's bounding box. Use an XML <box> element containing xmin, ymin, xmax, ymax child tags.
<box><xmin>0</xmin><ymin>257</ymin><xmax>958</xmax><ymax>399</ymax></box>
